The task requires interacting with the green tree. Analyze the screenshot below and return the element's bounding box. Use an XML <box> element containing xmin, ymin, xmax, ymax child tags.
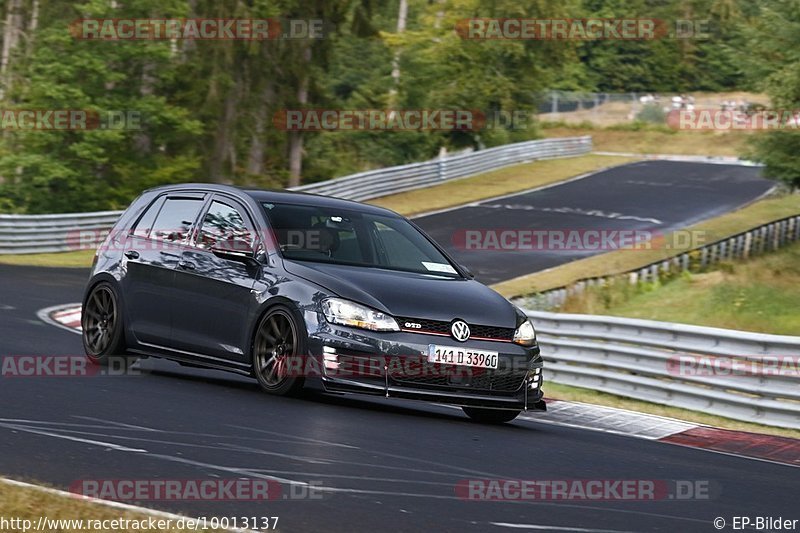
<box><xmin>744</xmin><ymin>0</ymin><xmax>800</xmax><ymax>188</ymax></box>
<box><xmin>0</xmin><ymin>0</ymin><xmax>203</xmax><ymax>213</ymax></box>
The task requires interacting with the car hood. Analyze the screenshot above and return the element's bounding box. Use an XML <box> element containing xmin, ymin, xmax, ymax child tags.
<box><xmin>283</xmin><ymin>260</ymin><xmax>517</xmax><ymax>327</ymax></box>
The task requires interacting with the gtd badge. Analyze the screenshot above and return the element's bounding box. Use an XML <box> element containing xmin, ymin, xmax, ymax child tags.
<box><xmin>450</xmin><ymin>320</ymin><xmax>470</xmax><ymax>342</ymax></box>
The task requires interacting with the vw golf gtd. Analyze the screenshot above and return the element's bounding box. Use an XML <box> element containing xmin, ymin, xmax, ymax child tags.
<box><xmin>83</xmin><ymin>184</ymin><xmax>545</xmax><ymax>423</ymax></box>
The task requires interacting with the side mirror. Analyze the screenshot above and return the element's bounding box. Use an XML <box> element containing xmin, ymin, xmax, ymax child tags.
<box><xmin>211</xmin><ymin>238</ymin><xmax>256</xmax><ymax>264</ymax></box>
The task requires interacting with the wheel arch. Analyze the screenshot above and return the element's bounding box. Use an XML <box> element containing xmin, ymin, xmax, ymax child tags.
<box><xmin>248</xmin><ymin>296</ymin><xmax>310</xmax><ymax>366</ymax></box>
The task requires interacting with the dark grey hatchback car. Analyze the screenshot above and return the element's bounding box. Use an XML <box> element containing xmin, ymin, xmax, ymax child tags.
<box><xmin>83</xmin><ymin>184</ymin><xmax>545</xmax><ymax>423</ymax></box>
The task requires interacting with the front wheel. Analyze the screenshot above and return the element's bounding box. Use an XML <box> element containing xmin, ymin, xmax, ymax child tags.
<box><xmin>462</xmin><ymin>406</ymin><xmax>521</xmax><ymax>424</ymax></box>
<box><xmin>252</xmin><ymin>306</ymin><xmax>305</xmax><ymax>396</ymax></box>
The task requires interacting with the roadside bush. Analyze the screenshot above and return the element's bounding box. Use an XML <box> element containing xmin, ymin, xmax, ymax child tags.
<box><xmin>635</xmin><ymin>103</ymin><xmax>667</xmax><ymax>124</ymax></box>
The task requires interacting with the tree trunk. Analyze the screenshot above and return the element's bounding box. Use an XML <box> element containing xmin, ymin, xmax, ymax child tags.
<box><xmin>0</xmin><ymin>0</ymin><xmax>24</xmax><ymax>100</ymax></box>
<box><xmin>388</xmin><ymin>0</ymin><xmax>408</xmax><ymax>107</ymax></box>
<box><xmin>29</xmin><ymin>0</ymin><xmax>38</xmax><ymax>32</ymax></box>
<box><xmin>209</xmin><ymin>79</ymin><xmax>240</xmax><ymax>183</ymax></box>
<box><xmin>246</xmin><ymin>81</ymin><xmax>275</xmax><ymax>176</ymax></box>
<box><xmin>287</xmin><ymin>46</ymin><xmax>311</xmax><ymax>188</ymax></box>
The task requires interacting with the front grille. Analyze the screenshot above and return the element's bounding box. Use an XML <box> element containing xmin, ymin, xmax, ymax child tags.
<box><xmin>389</xmin><ymin>363</ymin><xmax>527</xmax><ymax>393</ymax></box>
<box><xmin>397</xmin><ymin>317</ymin><xmax>514</xmax><ymax>342</ymax></box>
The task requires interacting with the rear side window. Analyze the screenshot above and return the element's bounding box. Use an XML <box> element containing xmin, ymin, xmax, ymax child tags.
<box><xmin>131</xmin><ymin>196</ymin><xmax>165</xmax><ymax>238</ymax></box>
<box><xmin>151</xmin><ymin>198</ymin><xmax>204</xmax><ymax>243</ymax></box>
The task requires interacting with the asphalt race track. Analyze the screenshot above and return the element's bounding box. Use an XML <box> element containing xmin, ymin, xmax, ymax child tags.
<box><xmin>415</xmin><ymin>160</ymin><xmax>775</xmax><ymax>284</ymax></box>
<box><xmin>0</xmin><ymin>161</ymin><xmax>796</xmax><ymax>532</ymax></box>
<box><xmin>1</xmin><ymin>265</ymin><xmax>798</xmax><ymax>532</ymax></box>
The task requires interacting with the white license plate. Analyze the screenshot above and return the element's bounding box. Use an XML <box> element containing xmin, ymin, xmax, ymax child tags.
<box><xmin>427</xmin><ymin>344</ymin><xmax>499</xmax><ymax>369</ymax></box>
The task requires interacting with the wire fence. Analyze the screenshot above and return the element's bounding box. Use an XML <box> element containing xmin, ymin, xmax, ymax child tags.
<box><xmin>514</xmin><ymin>213</ymin><xmax>800</xmax><ymax>310</ymax></box>
<box><xmin>536</xmin><ymin>90</ymin><xmax>769</xmax><ymax>127</ymax></box>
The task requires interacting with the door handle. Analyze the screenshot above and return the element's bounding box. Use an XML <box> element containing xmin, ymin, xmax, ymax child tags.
<box><xmin>178</xmin><ymin>260</ymin><xmax>195</xmax><ymax>270</ymax></box>
<box><xmin>124</xmin><ymin>250</ymin><xmax>140</xmax><ymax>260</ymax></box>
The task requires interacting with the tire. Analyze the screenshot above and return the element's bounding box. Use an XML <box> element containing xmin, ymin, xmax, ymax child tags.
<box><xmin>252</xmin><ymin>306</ymin><xmax>306</xmax><ymax>396</ymax></box>
<box><xmin>462</xmin><ymin>406</ymin><xmax>521</xmax><ymax>424</ymax></box>
<box><xmin>82</xmin><ymin>282</ymin><xmax>131</xmax><ymax>366</ymax></box>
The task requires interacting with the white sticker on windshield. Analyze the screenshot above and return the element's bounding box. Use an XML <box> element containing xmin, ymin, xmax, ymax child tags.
<box><xmin>421</xmin><ymin>261</ymin><xmax>457</xmax><ymax>274</ymax></box>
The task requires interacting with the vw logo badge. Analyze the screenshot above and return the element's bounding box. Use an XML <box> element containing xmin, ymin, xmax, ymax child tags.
<box><xmin>451</xmin><ymin>320</ymin><xmax>470</xmax><ymax>342</ymax></box>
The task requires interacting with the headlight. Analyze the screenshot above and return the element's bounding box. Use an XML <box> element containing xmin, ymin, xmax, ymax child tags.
<box><xmin>321</xmin><ymin>298</ymin><xmax>400</xmax><ymax>332</ymax></box>
<box><xmin>513</xmin><ymin>319</ymin><xmax>537</xmax><ymax>346</ymax></box>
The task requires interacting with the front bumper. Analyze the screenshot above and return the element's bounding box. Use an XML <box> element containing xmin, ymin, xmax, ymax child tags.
<box><xmin>306</xmin><ymin>322</ymin><xmax>546</xmax><ymax>412</ymax></box>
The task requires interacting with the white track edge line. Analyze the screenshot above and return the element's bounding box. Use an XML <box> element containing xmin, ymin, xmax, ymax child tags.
<box><xmin>0</xmin><ymin>477</ymin><xmax>257</xmax><ymax>532</ymax></box>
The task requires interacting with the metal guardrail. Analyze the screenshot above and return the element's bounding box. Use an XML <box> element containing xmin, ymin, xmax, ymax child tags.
<box><xmin>526</xmin><ymin>310</ymin><xmax>800</xmax><ymax>430</ymax></box>
<box><xmin>292</xmin><ymin>136</ymin><xmax>592</xmax><ymax>201</ymax></box>
<box><xmin>516</xmin><ymin>212</ymin><xmax>800</xmax><ymax>310</ymax></box>
<box><xmin>0</xmin><ymin>136</ymin><xmax>592</xmax><ymax>254</ymax></box>
<box><xmin>0</xmin><ymin>211</ymin><xmax>125</xmax><ymax>255</ymax></box>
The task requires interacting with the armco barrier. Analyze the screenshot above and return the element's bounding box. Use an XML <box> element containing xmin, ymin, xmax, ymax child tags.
<box><xmin>526</xmin><ymin>310</ymin><xmax>800</xmax><ymax>430</ymax></box>
<box><xmin>0</xmin><ymin>136</ymin><xmax>591</xmax><ymax>254</ymax></box>
<box><xmin>291</xmin><ymin>136</ymin><xmax>592</xmax><ymax>201</ymax></box>
<box><xmin>0</xmin><ymin>211</ymin><xmax>125</xmax><ymax>255</ymax></box>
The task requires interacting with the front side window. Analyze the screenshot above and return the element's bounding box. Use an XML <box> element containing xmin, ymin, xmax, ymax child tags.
<box><xmin>197</xmin><ymin>200</ymin><xmax>252</xmax><ymax>250</ymax></box>
<box><xmin>262</xmin><ymin>202</ymin><xmax>459</xmax><ymax>277</ymax></box>
<box><xmin>150</xmin><ymin>198</ymin><xmax>204</xmax><ymax>243</ymax></box>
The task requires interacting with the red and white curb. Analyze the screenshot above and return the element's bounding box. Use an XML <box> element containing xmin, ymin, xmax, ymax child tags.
<box><xmin>38</xmin><ymin>303</ymin><xmax>800</xmax><ymax>468</ymax></box>
<box><xmin>37</xmin><ymin>303</ymin><xmax>82</xmax><ymax>334</ymax></box>
<box><xmin>526</xmin><ymin>400</ymin><xmax>800</xmax><ymax>468</ymax></box>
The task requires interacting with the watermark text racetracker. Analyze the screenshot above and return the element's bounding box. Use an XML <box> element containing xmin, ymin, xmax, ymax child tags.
<box><xmin>456</xmin><ymin>479</ymin><xmax>718</xmax><ymax>501</ymax></box>
<box><xmin>456</xmin><ymin>18</ymin><xmax>711</xmax><ymax>40</ymax></box>
<box><xmin>273</xmin><ymin>109</ymin><xmax>485</xmax><ymax>132</ymax></box>
<box><xmin>1</xmin><ymin>355</ymin><xmax>140</xmax><ymax>377</ymax></box>
<box><xmin>668</xmin><ymin>355</ymin><xmax>800</xmax><ymax>378</ymax></box>
<box><xmin>70</xmin><ymin>478</ymin><xmax>323</xmax><ymax>501</ymax></box>
<box><xmin>70</xmin><ymin>18</ymin><xmax>329</xmax><ymax>40</ymax></box>
<box><xmin>452</xmin><ymin>229</ymin><xmax>707</xmax><ymax>252</ymax></box>
<box><xmin>668</xmin><ymin>108</ymin><xmax>800</xmax><ymax>131</ymax></box>
<box><xmin>0</xmin><ymin>109</ymin><xmax>141</xmax><ymax>130</ymax></box>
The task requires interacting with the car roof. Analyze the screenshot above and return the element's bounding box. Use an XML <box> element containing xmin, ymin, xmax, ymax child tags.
<box><xmin>144</xmin><ymin>183</ymin><xmax>401</xmax><ymax>217</ymax></box>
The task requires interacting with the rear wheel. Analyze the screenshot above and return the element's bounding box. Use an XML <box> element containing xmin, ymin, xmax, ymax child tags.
<box><xmin>82</xmin><ymin>282</ymin><xmax>130</xmax><ymax>366</ymax></box>
<box><xmin>252</xmin><ymin>307</ymin><xmax>305</xmax><ymax>396</ymax></box>
<box><xmin>462</xmin><ymin>406</ymin><xmax>521</xmax><ymax>424</ymax></box>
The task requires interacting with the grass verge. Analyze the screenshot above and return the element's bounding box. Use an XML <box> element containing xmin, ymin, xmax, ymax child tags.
<box><xmin>558</xmin><ymin>239</ymin><xmax>800</xmax><ymax>336</ymax></box>
<box><xmin>492</xmin><ymin>193</ymin><xmax>800</xmax><ymax>298</ymax></box>
<box><xmin>0</xmin><ymin>479</ymin><xmax>226</xmax><ymax>532</ymax></box>
<box><xmin>546</xmin><ymin>382</ymin><xmax>800</xmax><ymax>440</ymax></box>
<box><xmin>542</xmin><ymin>125</ymin><xmax>753</xmax><ymax>157</ymax></box>
<box><xmin>0</xmin><ymin>249</ymin><xmax>95</xmax><ymax>268</ymax></box>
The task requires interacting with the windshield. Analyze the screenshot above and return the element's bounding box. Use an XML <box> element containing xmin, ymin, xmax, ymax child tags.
<box><xmin>262</xmin><ymin>202</ymin><xmax>460</xmax><ymax>277</ymax></box>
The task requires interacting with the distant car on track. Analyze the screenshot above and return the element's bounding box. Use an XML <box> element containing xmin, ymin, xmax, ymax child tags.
<box><xmin>82</xmin><ymin>184</ymin><xmax>545</xmax><ymax>423</ymax></box>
